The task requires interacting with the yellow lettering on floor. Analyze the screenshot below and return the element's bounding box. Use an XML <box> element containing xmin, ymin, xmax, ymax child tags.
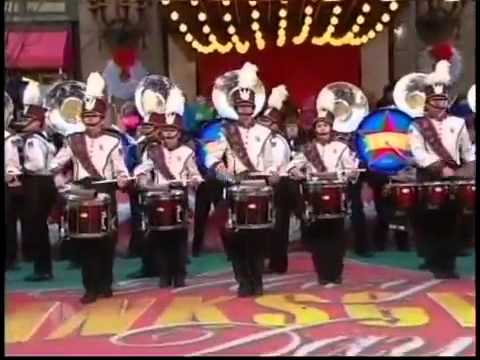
<box><xmin>342</xmin><ymin>292</ymin><xmax>430</xmax><ymax>327</ymax></box>
<box><xmin>254</xmin><ymin>294</ymin><xmax>330</xmax><ymax>327</ymax></box>
<box><xmin>6</xmin><ymin>301</ymin><xmax>60</xmax><ymax>343</ymax></box>
<box><xmin>428</xmin><ymin>293</ymin><xmax>475</xmax><ymax>328</ymax></box>
<box><xmin>155</xmin><ymin>296</ymin><xmax>234</xmax><ymax>325</ymax></box>
<box><xmin>47</xmin><ymin>298</ymin><xmax>155</xmax><ymax>339</ymax></box>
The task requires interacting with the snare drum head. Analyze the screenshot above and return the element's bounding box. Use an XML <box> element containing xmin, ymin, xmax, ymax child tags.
<box><xmin>355</xmin><ymin>108</ymin><xmax>413</xmax><ymax>175</ymax></box>
<box><xmin>229</xmin><ymin>185</ymin><xmax>273</xmax><ymax>196</ymax></box>
<box><xmin>145</xmin><ymin>190</ymin><xmax>185</xmax><ymax>200</ymax></box>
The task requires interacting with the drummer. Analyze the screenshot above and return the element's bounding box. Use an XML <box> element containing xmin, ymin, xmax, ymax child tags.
<box><xmin>49</xmin><ymin>72</ymin><xmax>130</xmax><ymax>304</ymax></box>
<box><xmin>407</xmin><ymin>61</ymin><xmax>475</xmax><ymax>279</ymax></box>
<box><xmin>134</xmin><ymin>85</ymin><xmax>202</xmax><ymax>288</ymax></box>
<box><xmin>287</xmin><ymin>89</ymin><xmax>359</xmax><ymax>285</ymax></box>
<box><xmin>203</xmin><ymin>62</ymin><xmax>276</xmax><ymax>297</ymax></box>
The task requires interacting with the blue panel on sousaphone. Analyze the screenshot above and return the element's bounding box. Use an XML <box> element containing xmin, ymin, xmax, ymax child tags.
<box><xmin>355</xmin><ymin>107</ymin><xmax>414</xmax><ymax>175</ymax></box>
<box><xmin>194</xmin><ymin>119</ymin><xmax>226</xmax><ymax>173</ymax></box>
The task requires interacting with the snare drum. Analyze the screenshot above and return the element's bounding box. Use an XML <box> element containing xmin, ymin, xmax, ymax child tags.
<box><xmin>302</xmin><ymin>180</ymin><xmax>347</xmax><ymax>220</ymax></box>
<box><xmin>453</xmin><ymin>180</ymin><xmax>475</xmax><ymax>213</ymax></box>
<box><xmin>419</xmin><ymin>181</ymin><xmax>452</xmax><ymax>210</ymax></box>
<box><xmin>386</xmin><ymin>182</ymin><xmax>418</xmax><ymax>214</ymax></box>
<box><xmin>227</xmin><ymin>185</ymin><xmax>274</xmax><ymax>230</ymax></box>
<box><xmin>65</xmin><ymin>193</ymin><xmax>112</xmax><ymax>239</ymax></box>
<box><xmin>141</xmin><ymin>189</ymin><xmax>187</xmax><ymax>231</ymax></box>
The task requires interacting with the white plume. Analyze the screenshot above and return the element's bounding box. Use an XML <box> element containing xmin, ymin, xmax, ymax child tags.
<box><xmin>165</xmin><ymin>86</ymin><xmax>185</xmax><ymax>115</ymax></box>
<box><xmin>268</xmin><ymin>85</ymin><xmax>289</xmax><ymax>110</ymax></box>
<box><xmin>318</xmin><ymin>89</ymin><xmax>336</xmax><ymax>114</ymax></box>
<box><xmin>143</xmin><ymin>89</ymin><xmax>164</xmax><ymax>114</ymax></box>
<box><xmin>23</xmin><ymin>81</ymin><xmax>42</xmax><ymax>106</ymax></box>
<box><xmin>426</xmin><ymin>60</ymin><xmax>451</xmax><ymax>85</ymax></box>
<box><xmin>238</xmin><ymin>62</ymin><xmax>259</xmax><ymax>89</ymax></box>
<box><xmin>85</xmin><ymin>72</ymin><xmax>106</xmax><ymax>98</ymax></box>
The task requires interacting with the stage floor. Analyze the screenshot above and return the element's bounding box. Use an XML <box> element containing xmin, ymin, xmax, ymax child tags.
<box><xmin>5</xmin><ymin>251</ymin><xmax>475</xmax><ymax>356</ymax></box>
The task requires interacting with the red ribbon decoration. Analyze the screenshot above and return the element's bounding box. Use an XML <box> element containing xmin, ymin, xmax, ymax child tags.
<box><xmin>429</xmin><ymin>41</ymin><xmax>454</xmax><ymax>62</ymax></box>
<box><xmin>112</xmin><ymin>47</ymin><xmax>137</xmax><ymax>81</ymax></box>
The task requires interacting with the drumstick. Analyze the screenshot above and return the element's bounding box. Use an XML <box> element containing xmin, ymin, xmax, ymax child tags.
<box><xmin>91</xmin><ymin>177</ymin><xmax>136</xmax><ymax>185</ymax></box>
<box><xmin>384</xmin><ymin>141</ymin><xmax>415</xmax><ymax>165</ymax></box>
<box><xmin>249</xmin><ymin>171</ymin><xmax>289</xmax><ymax>177</ymax></box>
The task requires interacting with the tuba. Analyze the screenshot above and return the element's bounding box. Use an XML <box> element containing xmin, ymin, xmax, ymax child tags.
<box><xmin>134</xmin><ymin>75</ymin><xmax>174</xmax><ymax>119</ymax></box>
<box><xmin>44</xmin><ymin>80</ymin><xmax>86</xmax><ymax>136</ymax></box>
<box><xmin>317</xmin><ymin>82</ymin><xmax>369</xmax><ymax>134</ymax></box>
<box><xmin>5</xmin><ymin>91</ymin><xmax>14</xmax><ymax>129</ymax></box>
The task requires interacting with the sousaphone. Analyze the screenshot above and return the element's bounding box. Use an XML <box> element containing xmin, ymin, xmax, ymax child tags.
<box><xmin>393</xmin><ymin>72</ymin><xmax>457</xmax><ymax>118</ymax></box>
<box><xmin>468</xmin><ymin>84</ymin><xmax>475</xmax><ymax>113</ymax></box>
<box><xmin>44</xmin><ymin>80</ymin><xmax>87</xmax><ymax>135</ymax></box>
<box><xmin>317</xmin><ymin>82</ymin><xmax>369</xmax><ymax>133</ymax></box>
<box><xmin>134</xmin><ymin>75</ymin><xmax>174</xmax><ymax>119</ymax></box>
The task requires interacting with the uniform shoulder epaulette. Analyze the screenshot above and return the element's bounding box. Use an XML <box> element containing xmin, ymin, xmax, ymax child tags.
<box><xmin>102</xmin><ymin>128</ymin><xmax>122</xmax><ymax>140</ymax></box>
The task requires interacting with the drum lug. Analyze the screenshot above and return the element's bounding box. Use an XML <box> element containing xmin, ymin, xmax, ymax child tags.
<box><xmin>176</xmin><ymin>205</ymin><xmax>182</xmax><ymax>223</ymax></box>
<box><xmin>141</xmin><ymin>214</ymin><xmax>147</xmax><ymax>232</ymax></box>
<box><xmin>59</xmin><ymin>215</ymin><xmax>66</xmax><ymax>239</ymax></box>
<box><xmin>226</xmin><ymin>208</ymin><xmax>234</xmax><ymax>230</ymax></box>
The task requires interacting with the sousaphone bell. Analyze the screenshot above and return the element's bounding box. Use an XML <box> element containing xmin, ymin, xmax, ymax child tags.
<box><xmin>317</xmin><ymin>82</ymin><xmax>369</xmax><ymax>133</ymax></box>
<box><xmin>44</xmin><ymin>80</ymin><xmax>87</xmax><ymax>136</ymax></box>
<box><xmin>134</xmin><ymin>75</ymin><xmax>174</xmax><ymax>119</ymax></box>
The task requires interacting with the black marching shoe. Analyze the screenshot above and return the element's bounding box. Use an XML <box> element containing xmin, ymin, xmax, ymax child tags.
<box><xmin>24</xmin><ymin>273</ymin><xmax>53</xmax><ymax>282</ymax></box>
<box><xmin>173</xmin><ymin>275</ymin><xmax>186</xmax><ymax>288</ymax></box>
<box><xmin>318</xmin><ymin>278</ymin><xmax>330</xmax><ymax>286</ymax></box>
<box><xmin>80</xmin><ymin>292</ymin><xmax>97</xmax><ymax>304</ymax></box>
<box><xmin>333</xmin><ymin>276</ymin><xmax>343</xmax><ymax>285</ymax></box>
<box><xmin>433</xmin><ymin>270</ymin><xmax>460</xmax><ymax>280</ymax></box>
<box><xmin>98</xmin><ymin>288</ymin><xmax>113</xmax><ymax>298</ymax></box>
<box><xmin>237</xmin><ymin>283</ymin><xmax>252</xmax><ymax>297</ymax></box>
<box><xmin>159</xmin><ymin>277</ymin><xmax>172</xmax><ymax>288</ymax></box>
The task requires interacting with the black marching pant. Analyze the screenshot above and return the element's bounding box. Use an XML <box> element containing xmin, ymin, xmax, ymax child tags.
<box><xmin>148</xmin><ymin>229</ymin><xmax>188</xmax><ymax>283</ymax></box>
<box><xmin>230</xmin><ymin>229</ymin><xmax>268</xmax><ymax>292</ymax></box>
<box><xmin>348</xmin><ymin>176</ymin><xmax>371</xmax><ymax>254</ymax></box>
<box><xmin>73</xmin><ymin>181</ymin><xmax>119</xmax><ymax>294</ymax></box>
<box><xmin>5</xmin><ymin>184</ymin><xmax>26</xmax><ymax>268</ymax></box>
<box><xmin>267</xmin><ymin>178</ymin><xmax>303</xmax><ymax>273</ymax></box>
<box><xmin>192</xmin><ymin>178</ymin><xmax>225</xmax><ymax>254</ymax></box>
<box><xmin>411</xmin><ymin>202</ymin><xmax>459</xmax><ymax>274</ymax></box>
<box><xmin>304</xmin><ymin>218</ymin><xmax>346</xmax><ymax>282</ymax></box>
<box><xmin>22</xmin><ymin>175</ymin><xmax>57</xmax><ymax>275</ymax></box>
<box><xmin>75</xmin><ymin>235</ymin><xmax>116</xmax><ymax>294</ymax></box>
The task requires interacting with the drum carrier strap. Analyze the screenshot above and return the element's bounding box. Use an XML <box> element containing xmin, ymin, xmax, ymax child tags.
<box><xmin>415</xmin><ymin>117</ymin><xmax>460</xmax><ymax>170</ymax></box>
<box><xmin>223</xmin><ymin>122</ymin><xmax>258</xmax><ymax>172</ymax></box>
<box><xmin>303</xmin><ymin>141</ymin><xmax>327</xmax><ymax>173</ymax></box>
<box><xmin>147</xmin><ymin>143</ymin><xmax>176</xmax><ymax>181</ymax></box>
<box><xmin>68</xmin><ymin>133</ymin><xmax>103</xmax><ymax>178</ymax></box>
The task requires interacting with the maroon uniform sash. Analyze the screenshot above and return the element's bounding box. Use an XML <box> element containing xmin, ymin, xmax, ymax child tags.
<box><xmin>415</xmin><ymin>117</ymin><xmax>460</xmax><ymax>170</ymax></box>
<box><xmin>223</xmin><ymin>122</ymin><xmax>258</xmax><ymax>172</ymax></box>
<box><xmin>68</xmin><ymin>133</ymin><xmax>102</xmax><ymax>178</ymax></box>
<box><xmin>303</xmin><ymin>141</ymin><xmax>327</xmax><ymax>173</ymax></box>
<box><xmin>147</xmin><ymin>143</ymin><xmax>176</xmax><ymax>181</ymax></box>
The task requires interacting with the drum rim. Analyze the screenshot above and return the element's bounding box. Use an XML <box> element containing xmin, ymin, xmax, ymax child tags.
<box><xmin>144</xmin><ymin>190</ymin><xmax>185</xmax><ymax>196</ymax></box>
<box><xmin>304</xmin><ymin>180</ymin><xmax>346</xmax><ymax>186</ymax></box>
<box><xmin>228</xmin><ymin>185</ymin><xmax>273</xmax><ymax>193</ymax></box>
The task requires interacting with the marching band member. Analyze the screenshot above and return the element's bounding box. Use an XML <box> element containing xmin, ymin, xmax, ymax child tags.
<box><xmin>204</xmin><ymin>62</ymin><xmax>275</xmax><ymax>297</ymax></box>
<box><xmin>5</xmin><ymin>92</ymin><xmax>24</xmax><ymax>271</ymax></box>
<box><xmin>258</xmin><ymin>85</ymin><xmax>299</xmax><ymax>274</ymax></box>
<box><xmin>134</xmin><ymin>85</ymin><xmax>203</xmax><ymax>288</ymax></box>
<box><xmin>8</xmin><ymin>81</ymin><xmax>58</xmax><ymax>281</ymax></box>
<box><xmin>407</xmin><ymin>61</ymin><xmax>475</xmax><ymax>279</ymax></box>
<box><xmin>49</xmin><ymin>72</ymin><xmax>130</xmax><ymax>303</ymax></box>
<box><xmin>287</xmin><ymin>89</ymin><xmax>359</xmax><ymax>285</ymax></box>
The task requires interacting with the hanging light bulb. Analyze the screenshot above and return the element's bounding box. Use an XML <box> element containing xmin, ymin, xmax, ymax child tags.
<box><xmin>368</xmin><ymin>30</ymin><xmax>376</xmax><ymax>39</ymax></box>
<box><xmin>333</xmin><ymin>5</ymin><xmax>342</xmax><ymax>15</ymax></box>
<box><xmin>190</xmin><ymin>0</ymin><xmax>199</xmax><ymax>6</ymax></box>
<box><xmin>352</xmin><ymin>24</ymin><xmax>360</xmax><ymax>33</ymax></box>
<box><xmin>375</xmin><ymin>23</ymin><xmax>384</xmax><ymax>32</ymax></box>
<box><xmin>304</xmin><ymin>5</ymin><xmax>314</xmax><ymax>15</ymax></box>
<box><xmin>198</xmin><ymin>12</ymin><xmax>207</xmax><ymax>22</ymax></box>
<box><xmin>170</xmin><ymin>11</ymin><xmax>179</xmax><ymax>21</ymax></box>
<box><xmin>327</xmin><ymin>25</ymin><xmax>335</xmax><ymax>33</ymax></box>
<box><xmin>389</xmin><ymin>1</ymin><xmax>399</xmax><ymax>11</ymax></box>
<box><xmin>179</xmin><ymin>23</ymin><xmax>188</xmax><ymax>33</ymax></box>
<box><xmin>232</xmin><ymin>35</ymin><xmax>239</xmax><ymax>42</ymax></box>
<box><xmin>330</xmin><ymin>16</ymin><xmax>339</xmax><ymax>25</ymax></box>
<box><xmin>251</xmin><ymin>10</ymin><xmax>260</xmax><ymax>19</ymax></box>
<box><xmin>248</xmin><ymin>0</ymin><xmax>257</xmax><ymax>6</ymax></box>
<box><xmin>251</xmin><ymin>22</ymin><xmax>260</xmax><ymax>31</ymax></box>
<box><xmin>222</xmin><ymin>0</ymin><xmax>231</xmax><ymax>6</ymax></box>
<box><xmin>228</xmin><ymin>25</ymin><xmax>236</xmax><ymax>35</ymax></box>
<box><xmin>208</xmin><ymin>34</ymin><xmax>217</xmax><ymax>42</ymax></box>
<box><xmin>223</xmin><ymin>13</ymin><xmax>232</xmax><ymax>22</ymax></box>
<box><xmin>279</xmin><ymin>19</ymin><xmax>287</xmax><ymax>28</ymax></box>
<box><xmin>185</xmin><ymin>33</ymin><xmax>193</xmax><ymax>43</ymax></box>
<box><xmin>161</xmin><ymin>0</ymin><xmax>170</xmax><ymax>5</ymax></box>
<box><xmin>381</xmin><ymin>13</ymin><xmax>391</xmax><ymax>23</ymax></box>
<box><xmin>305</xmin><ymin>16</ymin><xmax>313</xmax><ymax>25</ymax></box>
<box><xmin>279</xmin><ymin>8</ymin><xmax>288</xmax><ymax>18</ymax></box>
<box><xmin>202</xmin><ymin>25</ymin><xmax>211</xmax><ymax>34</ymax></box>
<box><xmin>357</xmin><ymin>15</ymin><xmax>365</xmax><ymax>24</ymax></box>
<box><xmin>362</xmin><ymin>3</ymin><xmax>371</xmax><ymax>13</ymax></box>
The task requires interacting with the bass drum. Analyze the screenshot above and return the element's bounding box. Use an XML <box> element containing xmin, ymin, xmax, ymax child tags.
<box><xmin>355</xmin><ymin>107</ymin><xmax>414</xmax><ymax>175</ymax></box>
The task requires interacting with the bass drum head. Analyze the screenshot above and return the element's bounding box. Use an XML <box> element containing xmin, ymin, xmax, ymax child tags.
<box><xmin>355</xmin><ymin>108</ymin><xmax>413</xmax><ymax>175</ymax></box>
